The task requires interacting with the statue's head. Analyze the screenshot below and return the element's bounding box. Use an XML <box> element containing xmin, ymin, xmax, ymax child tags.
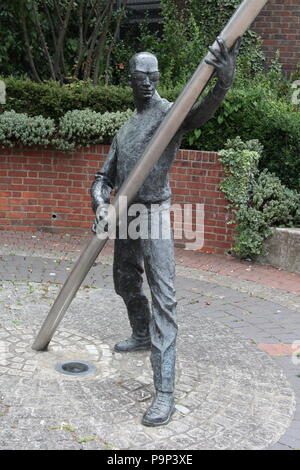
<box><xmin>128</xmin><ymin>52</ymin><xmax>160</xmax><ymax>103</ymax></box>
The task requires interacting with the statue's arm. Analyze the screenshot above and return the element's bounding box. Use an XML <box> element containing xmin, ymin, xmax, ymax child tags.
<box><xmin>90</xmin><ymin>136</ymin><xmax>117</xmax><ymax>213</ymax></box>
<box><xmin>182</xmin><ymin>37</ymin><xmax>241</xmax><ymax>132</ymax></box>
<box><xmin>181</xmin><ymin>81</ymin><xmax>230</xmax><ymax>131</ymax></box>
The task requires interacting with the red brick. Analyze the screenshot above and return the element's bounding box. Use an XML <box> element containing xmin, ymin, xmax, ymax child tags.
<box><xmin>24</xmin><ymin>178</ymin><xmax>39</xmax><ymax>185</ymax></box>
<box><xmin>8</xmin><ymin>170</ymin><xmax>28</xmax><ymax>178</ymax></box>
<box><xmin>54</xmin><ymin>194</ymin><xmax>71</xmax><ymax>200</ymax></box>
<box><xmin>39</xmin><ymin>199</ymin><xmax>56</xmax><ymax>206</ymax></box>
<box><xmin>52</xmin><ymin>180</ymin><xmax>70</xmax><ymax>186</ymax></box>
<box><xmin>0</xmin><ymin>191</ymin><xmax>11</xmax><ymax>197</ymax></box>
<box><xmin>1</xmin><ymin>177</ymin><xmax>20</xmax><ymax>184</ymax></box>
<box><xmin>8</xmin><ymin>211</ymin><xmax>27</xmax><ymax>218</ymax></box>
<box><xmin>69</xmin><ymin>174</ymin><xmax>87</xmax><ymax>181</ymax></box>
<box><xmin>39</xmin><ymin>186</ymin><xmax>59</xmax><ymax>193</ymax></box>
<box><xmin>22</xmin><ymin>191</ymin><xmax>40</xmax><ymax>198</ymax></box>
<box><xmin>87</xmin><ymin>161</ymin><xmax>101</xmax><ymax>168</ymax></box>
<box><xmin>257</xmin><ymin>343</ymin><xmax>297</xmax><ymax>357</ymax></box>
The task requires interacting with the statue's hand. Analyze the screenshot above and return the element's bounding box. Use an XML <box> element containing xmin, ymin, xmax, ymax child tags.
<box><xmin>205</xmin><ymin>37</ymin><xmax>241</xmax><ymax>89</ymax></box>
<box><xmin>92</xmin><ymin>203</ymin><xmax>109</xmax><ymax>233</ymax></box>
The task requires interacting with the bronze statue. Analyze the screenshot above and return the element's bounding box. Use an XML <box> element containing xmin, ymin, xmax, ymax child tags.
<box><xmin>91</xmin><ymin>37</ymin><xmax>240</xmax><ymax>427</ymax></box>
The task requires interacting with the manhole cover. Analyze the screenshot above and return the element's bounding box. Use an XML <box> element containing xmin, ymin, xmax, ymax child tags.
<box><xmin>55</xmin><ymin>360</ymin><xmax>96</xmax><ymax>376</ymax></box>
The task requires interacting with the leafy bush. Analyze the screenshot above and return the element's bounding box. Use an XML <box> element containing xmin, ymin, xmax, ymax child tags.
<box><xmin>0</xmin><ymin>110</ymin><xmax>55</xmax><ymax>147</ymax></box>
<box><xmin>233</xmin><ymin>206</ymin><xmax>272</xmax><ymax>260</ymax></box>
<box><xmin>0</xmin><ymin>108</ymin><xmax>132</xmax><ymax>150</ymax></box>
<box><xmin>183</xmin><ymin>82</ymin><xmax>300</xmax><ymax>191</ymax></box>
<box><xmin>218</xmin><ymin>137</ymin><xmax>262</xmax><ymax>206</ymax></box>
<box><xmin>252</xmin><ymin>170</ymin><xmax>300</xmax><ymax>227</ymax></box>
<box><xmin>56</xmin><ymin>108</ymin><xmax>133</xmax><ymax>151</ymax></box>
<box><xmin>219</xmin><ymin>137</ymin><xmax>300</xmax><ymax>259</ymax></box>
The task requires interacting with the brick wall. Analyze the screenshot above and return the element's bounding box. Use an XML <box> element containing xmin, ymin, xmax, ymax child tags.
<box><xmin>0</xmin><ymin>146</ymin><xmax>235</xmax><ymax>253</ymax></box>
<box><xmin>252</xmin><ymin>0</ymin><xmax>300</xmax><ymax>75</ymax></box>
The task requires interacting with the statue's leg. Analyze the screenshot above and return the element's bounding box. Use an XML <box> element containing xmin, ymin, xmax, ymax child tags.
<box><xmin>140</xmin><ymin>202</ymin><xmax>177</xmax><ymax>425</ymax></box>
<box><xmin>142</xmin><ymin>234</ymin><xmax>177</xmax><ymax>393</ymax></box>
<box><xmin>113</xmin><ymin>235</ymin><xmax>151</xmax><ymax>351</ymax></box>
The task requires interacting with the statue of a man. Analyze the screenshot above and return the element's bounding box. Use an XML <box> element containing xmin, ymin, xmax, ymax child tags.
<box><xmin>91</xmin><ymin>38</ymin><xmax>240</xmax><ymax>427</ymax></box>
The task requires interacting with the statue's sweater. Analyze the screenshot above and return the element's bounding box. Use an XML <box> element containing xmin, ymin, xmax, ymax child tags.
<box><xmin>91</xmin><ymin>83</ymin><xmax>228</xmax><ymax>208</ymax></box>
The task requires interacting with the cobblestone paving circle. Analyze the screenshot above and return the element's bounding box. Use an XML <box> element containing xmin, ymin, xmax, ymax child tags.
<box><xmin>0</xmin><ymin>281</ymin><xmax>296</xmax><ymax>450</ymax></box>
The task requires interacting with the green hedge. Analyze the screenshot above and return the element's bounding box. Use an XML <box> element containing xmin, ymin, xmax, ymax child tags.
<box><xmin>1</xmin><ymin>77</ymin><xmax>134</xmax><ymax>122</ymax></box>
<box><xmin>1</xmin><ymin>77</ymin><xmax>300</xmax><ymax>191</ymax></box>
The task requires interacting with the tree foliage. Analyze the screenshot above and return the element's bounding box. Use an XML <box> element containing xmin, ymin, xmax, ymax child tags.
<box><xmin>1</xmin><ymin>0</ymin><xmax>128</xmax><ymax>84</ymax></box>
<box><xmin>0</xmin><ymin>0</ymin><xmax>265</xmax><ymax>86</ymax></box>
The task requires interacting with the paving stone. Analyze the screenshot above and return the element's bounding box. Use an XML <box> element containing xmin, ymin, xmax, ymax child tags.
<box><xmin>268</xmin><ymin>443</ymin><xmax>294</xmax><ymax>450</ymax></box>
<box><xmin>279</xmin><ymin>434</ymin><xmax>300</xmax><ymax>449</ymax></box>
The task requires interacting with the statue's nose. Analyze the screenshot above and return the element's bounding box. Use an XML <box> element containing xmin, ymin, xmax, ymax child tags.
<box><xmin>143</xmin><ymin>75</ymin><xmax>151</xmax><ymax>85</ymax></box>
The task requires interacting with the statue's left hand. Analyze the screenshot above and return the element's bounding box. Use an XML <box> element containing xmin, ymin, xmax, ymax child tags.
<box><xmin>205</xmin><ymin>37</ymin><xmax>241</xmax><ymax>89</ymax></box>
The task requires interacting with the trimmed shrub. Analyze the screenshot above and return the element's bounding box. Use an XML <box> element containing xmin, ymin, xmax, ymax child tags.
<box><xmin>1</xmin><ymin>77</ymin><xmax>134</xmax><ymax>122</ymax></box>
<box><xmin>56</xmin><ymin>108</ymin><xmax>133</xmax><ymax>150</ymax></box>
<box><xmin>0</xmin><ymin>108</ymin><xmax>133</xmax><ymax>150</ymax></box>
<box><xmin>0</xmin><ymin>110</ymin><xmax>55</xmax><ymax>147</ymax></box>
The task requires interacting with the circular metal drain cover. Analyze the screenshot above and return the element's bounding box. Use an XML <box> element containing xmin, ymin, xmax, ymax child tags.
<box><xmin>55</xmin><ymin>360</ymin><xmax>96</xmax><ymax>376</ymax></box>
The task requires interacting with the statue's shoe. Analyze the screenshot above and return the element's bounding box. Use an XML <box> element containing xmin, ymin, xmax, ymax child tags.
<box><xmin>114</xmin><ymin>336</ymin><xmax>151</xmax><ymax>352</ymax></box>
<box><xmin>142</xmin><ymin>391</ymin><xmax>175</xmax><ymax>427</ymax></box>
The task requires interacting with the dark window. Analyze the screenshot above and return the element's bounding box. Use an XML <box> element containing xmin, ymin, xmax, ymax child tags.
<box><xmin>120</xmin><ymin>0</ymin><xmax>161</xmax><ymax>23</ymax></box>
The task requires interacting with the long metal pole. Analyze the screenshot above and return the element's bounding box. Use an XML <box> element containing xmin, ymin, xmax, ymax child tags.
<box><xmin>32</xmin><ymin>0</ymin><xmax>269</xmax><ymax>351</ymax></box>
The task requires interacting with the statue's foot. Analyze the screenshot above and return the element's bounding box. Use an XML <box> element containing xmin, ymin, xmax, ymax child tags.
<box><xmin>142</xmin><ymin>391</ymin><xmax>175</xmax><ymax>427</ymax></box>
<box><xmin>114</xmin><ymin>336</ymin><xmax>151</xmax><ymax>352</ymax></box>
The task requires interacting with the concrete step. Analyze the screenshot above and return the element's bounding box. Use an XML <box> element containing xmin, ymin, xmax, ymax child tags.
<box><xmin>258</xmin><ymin>228</ymin><xmax>300</xmax><ymax>274</ymax></box>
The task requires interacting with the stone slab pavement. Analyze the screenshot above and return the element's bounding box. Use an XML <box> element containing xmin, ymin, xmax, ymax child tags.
<box><xmin>0</xmin><ymin>230</ymin><xmax>299</xmax><ymax>450</ymax></box>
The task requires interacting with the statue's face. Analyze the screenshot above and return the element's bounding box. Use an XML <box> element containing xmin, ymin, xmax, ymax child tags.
<box><xmin>129</xmin><ymin>54</ymin><xmax>160</xmax><ymax>103</ymax></box>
